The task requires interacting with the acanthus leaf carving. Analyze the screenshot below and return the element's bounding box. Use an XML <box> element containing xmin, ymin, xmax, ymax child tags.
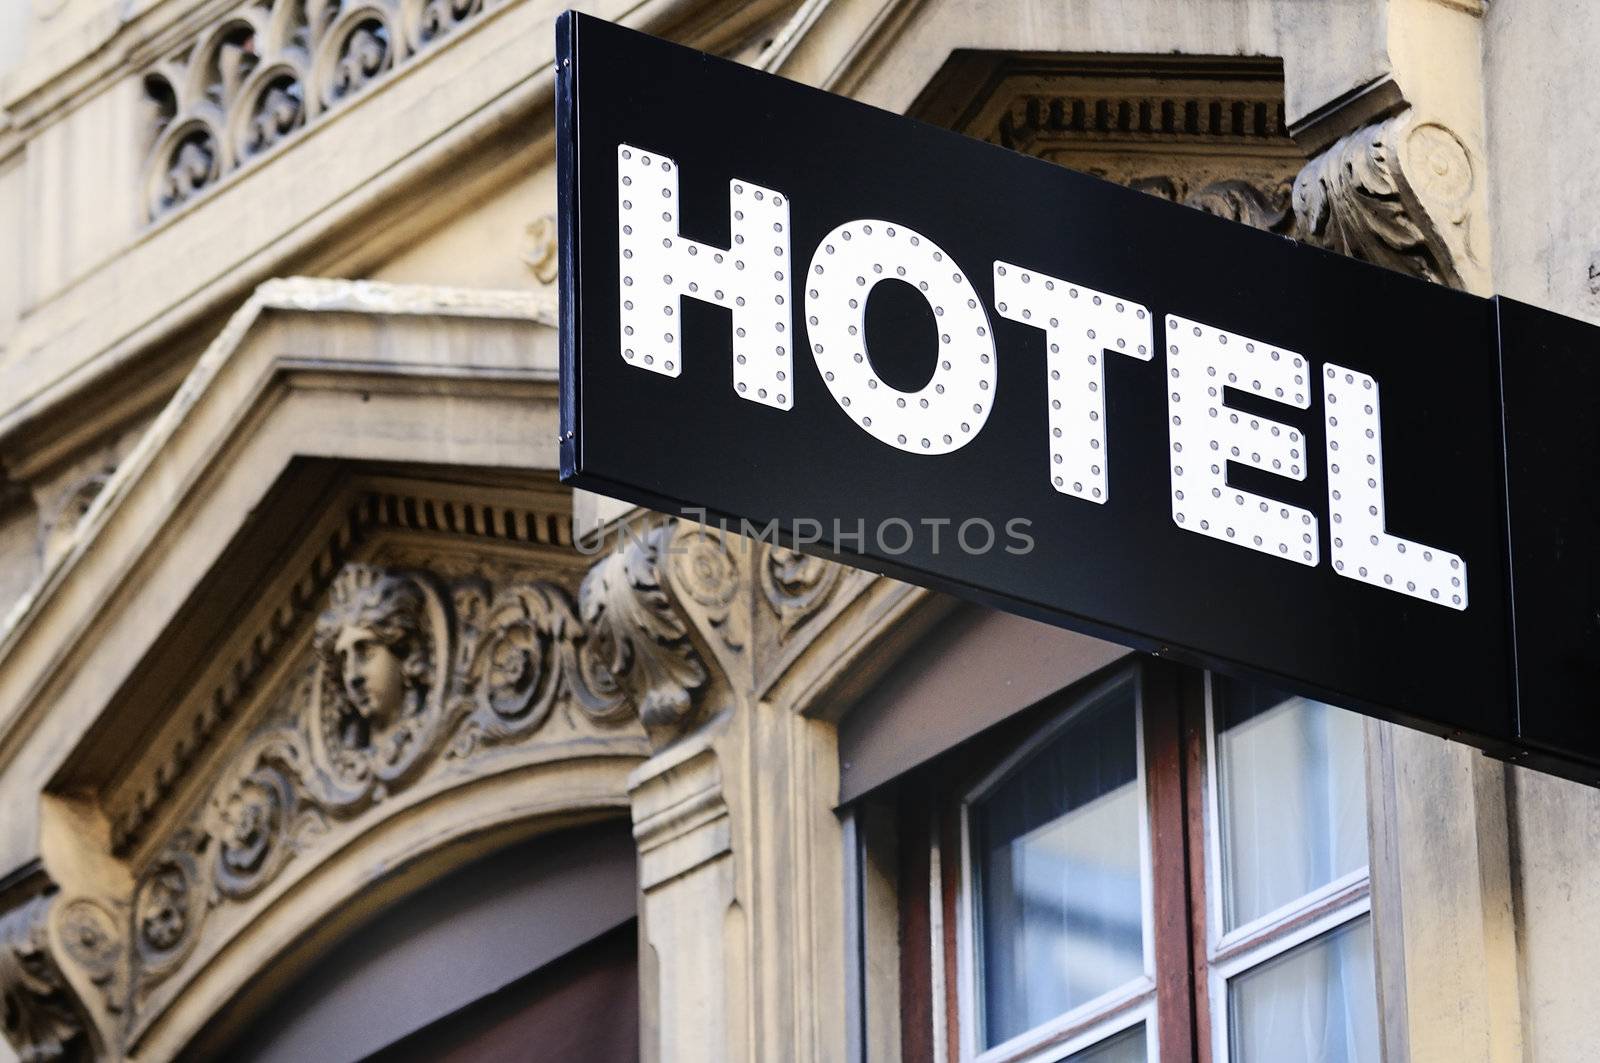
<box><xmin>1183</xmin><ymin>178</ymin><xmax>1295</xmax><ymax>233</ymax></box>
<box><xmin>1291</xmin><ymin>110</ymin><xmax>1480</xmax><ymax>289</ymax></box>
<box><xmin>0</xmin><ymin>895</ymin><xmax>87</xmax><ymax>1063</ymax></box>
<box><xmin>206</xmin><ymin>734</ymin><xmax>320</xmax><ymax>902</ymax></box>
<box><xmin>1129</xmin><ymin>174</ymin><xmax>1297</xmax><ymax>235</ymax></box>
<box><xmin>579</xmin><ymin>521</ymin><xmax>710</xmax><ymax>736</ymax></box>
<box><xmin>449</xmin><ymin>578</ymin><xmax>632</xmax><ymax>759</ymax></box>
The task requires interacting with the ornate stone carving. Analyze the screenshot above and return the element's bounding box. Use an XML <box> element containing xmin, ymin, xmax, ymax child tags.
<box><xmin>52</xmin><ymin>901</ymin><xmax>121</xmax><ymax>1016</ymax></box>
<box><xmin>325</xmin><ymin>18</ymin><xmax>393</xmax><ymax>105</ymax></box>
<box><xmin>309</xmin><ymin>564</ymin><xmax>449</xmax><ymax>803</ymax></box>
<box><xmin>108</xmin><ymin>476</ymin><xmax>565</xmax><ymax>857</ymax></box>
<box><xmin>152</xmin><ymin>128</ymin><xmax>220</xmax><ymax>217</ymax></box>
<box><xmin>210</xmin><ymin>749</ymin><xmax>306</xmax><ymax>899</ymax></box>
<box><xmin>651</xmin><ymin>520</ymin><xmax>875</xmax><ymax>696</ymax></box>
<box><xmin>580</xmin><ymin>521</ymin><xmax>709</xmax><ymax>735</ymax></box>
<box><xmin>0</xmin><ymin>894</ymin><xmax>85</xmax><ymax>1063</ymax></box>
<box><xmin>134</xmin><ymin>861</ymin><xmax>194</xmax><ymax>960</ymax></box>
<box><xmin>37</xmin><ymin>485</ymin><xmax>925</xmax><ymax>1058</ymax></box>
<box><xmin>141</xmin><ymin>0</ymin><xmax>497</xmax><ymax>220</ymax></box>
<box><xmin>448</xmin><ymin>576</ymin><xmax>633</xmax><ymax>757</ymax></box>
<box><xmin>670</xmin><ymin>525</ymin><xmax>748</xmax><ymax>660</ymax></box>
<box><xmin>52</xmin><ymin>492</ymin><xmax>902</xmax><ymax>1050</ymax></box>
<box><xmin>415</xmin><ymin>0</ymin><xmax>483</xmax><ymax>46</ymax></box>
<box><xmin>79</xmin><ymin>555</ymin><xmax>661</xmax><ymax>1030</ymax></box>
<box><xmin>761</xmin><ymin>545</ymin><xmax>843</xmax><ymax>641</ymax></box>
<box><xmin>1292</xmin><ymin>111</ymin><xmax>1480</xmax><ymax>288</ymax></box>
<box><xmin>910</xmin><ymin>54</ymin><xmax>1307</xmax><ymax>239</ymax></box>
<box><xmin>1398</xmin><ymin>120</ymin><xmax>1481</xmax><ymax>281</ymax></box>
<box><xmin>1168</xmin><ymin>177</ymin><xmax>1294</xmax><ymax>233</ymax></box>
<box><xmin>240</xmin><ymin>75</ymin><xmax>305</xmax><ymax>159</ymax></box>
<box><xmin>589</xmin><ymin>518</ymin><xmax>874</xmax><ymax>701</ymax></box>
<box><xmin>523</xmin><ymin>215</ymin><xmax>559</xmax><ymax>284</ymax></box>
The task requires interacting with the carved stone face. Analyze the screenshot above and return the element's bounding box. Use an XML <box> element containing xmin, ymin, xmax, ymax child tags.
<box><xmin>333</xmin><ymin>624</ymin><xmax>406</xmax><ymax>729</ymax></box>
<box><xmin>314</xmin><ymin>565</ymin><xmax>430</xmax><ymax>756</ymax></box>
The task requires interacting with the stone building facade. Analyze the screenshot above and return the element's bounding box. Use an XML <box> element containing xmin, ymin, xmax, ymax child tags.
<box><xmin>0</xmin><ymin>0</ymin><xmax>1597</xmax><ymax>1059</ymax></box>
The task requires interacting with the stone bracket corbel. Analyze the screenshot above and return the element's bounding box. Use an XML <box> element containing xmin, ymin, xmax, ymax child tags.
<box><xmin>579</xmin><ymin>515</ymin><xmax>883</xmax><ymax>749</ymax></box>
<box><xmin>1292</xmin><ymin>106</ymin><xmax>1486</xmax><ymax>293</ymax></box>
<box><xmin>578</xmin><ymin>518</ymin><xmax>717</xmax><ymax>746</ymax></box>
<box><xmin>1289</xmin><ymin>0</ymin><xmax>1492</xmax><ymax>298</ymax></box>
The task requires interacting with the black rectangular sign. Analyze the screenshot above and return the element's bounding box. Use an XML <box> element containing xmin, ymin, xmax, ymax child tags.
<box><xmin>556</xmin><ymin>12</ymin><xmax>1600</xmax><ymax>782</ymax></box>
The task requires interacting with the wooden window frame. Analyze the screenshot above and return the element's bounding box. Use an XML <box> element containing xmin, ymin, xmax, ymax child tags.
<box><xmin>953</xmin><ymin>670</ymin><xmax>1160</xmax><ymax>1063</ymax></box>
<box><xmin>879</xmin><ymin>657</ymin><xmax>1380</xmax><ymax>1063</ymax></box>
<box><xmin>1190</xmin><ymin>674</ymin><xmax>1373</xmax><ymax>1063</ymax></box>
<box><xmin>890</xmin><ymin>658</ymin><xmax>1198</xmax><ymax>1062</ymax></box>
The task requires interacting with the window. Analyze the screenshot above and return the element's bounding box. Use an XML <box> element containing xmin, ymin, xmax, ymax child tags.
<box><xmin>855</xmin><ymin>659</ymin><xmax>1380</xmax><ymax>1062</ymax></box>
<box><xmin>962</xmin><ymin>674</ymin><xmax>1155</xmax><ymax>1060</ymax></box>
<box><xmin>1204</xmin><ymin>676</ymin><xmax>1376</xmax><ymax>1063</ymax></box>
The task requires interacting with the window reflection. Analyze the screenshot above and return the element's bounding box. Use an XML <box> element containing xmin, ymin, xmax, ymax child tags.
<box><xmin>971</xmin><ymin>680</ymin><xmax>1145</xmax><ymax>1049</ymax></box>
<box><xmin>1214</xmin><ymin>678</ymin><xmax>1367</xmax><ymax>931</ymax></box>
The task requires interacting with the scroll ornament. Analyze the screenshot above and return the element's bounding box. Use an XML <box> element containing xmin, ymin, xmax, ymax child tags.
<box><xmin>42</xmin><ymin>518</ymin><xmax>857</xmax><ymax>1043</ymax></box>
<box><xmin>102</xmin><ymin>544</ymin><xmax>706</xmax><ymax>1022</ymax></box>
<box><xmin>1292</xmin><ymin>111</ymin><xmax>1479</xmax><ymax>289</ymax></box>
<box><xmin>142</xmin><ymin>0</ymin><xmax>492</xmax><ymax>220</ymax></box>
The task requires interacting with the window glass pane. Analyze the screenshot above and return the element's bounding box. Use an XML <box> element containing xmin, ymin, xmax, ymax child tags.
<box><xmin>1214</xmin><ymin>678</ymin><xmax>1367</xmax><ymax>930</ymax></box>
<box><xmin>1065</xmin><ymin>1023</ymin><xmax>1147</xmax><ymax>1063</ymax></box>
<box><xmin>1227</xmin><ymin>916</ymin><xmax>1379</xmax><ymax>1063</ymax></box>
<box><xmin>971</xmin><ymin>680</ymin><xmax>1144</xmax><ymax>1049</ymax></box>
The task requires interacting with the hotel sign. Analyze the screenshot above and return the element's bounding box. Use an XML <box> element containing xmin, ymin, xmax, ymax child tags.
<box><xmin>555</xmin><ymin>13</ymin><xmax>1600</xmax><ymax>783</ymax></box>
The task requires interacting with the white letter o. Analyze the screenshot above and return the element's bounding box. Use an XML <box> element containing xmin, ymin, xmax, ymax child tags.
<box><xmin>804</xmin><ymin>220</ymin><xmax>996</xmax><ymax>454</ymax></box>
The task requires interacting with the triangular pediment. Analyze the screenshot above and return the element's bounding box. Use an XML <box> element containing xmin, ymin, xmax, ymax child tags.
<box><xmin>0</xmin><ymin>279</ymin><xmax>663</xmax><ymax>1057</ymax></box>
